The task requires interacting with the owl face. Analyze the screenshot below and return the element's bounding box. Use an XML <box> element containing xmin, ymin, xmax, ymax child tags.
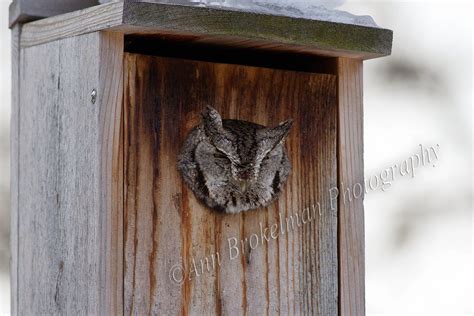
<box><xmin>178</xmin><ymin>106</ymin><xmax>293</xmax><ymax>213</ymax></box>
<box><xmin>201</xmin><ymin>107</ymin><xmax>292</xmax><ymax>193</ymax></box>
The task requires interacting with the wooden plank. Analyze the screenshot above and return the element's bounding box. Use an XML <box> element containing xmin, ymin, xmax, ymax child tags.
<box><xmin>123</xmin><ymin>54</ymin><xmax>338</xmax><ymax>315</ymax></box>
<box><xmin>10</xmin><ymin>23</ymin><xmax>21</xmax><ymax>316</ymax></box>
<box><xmin>19</xmin><ymin>2</ymin><xmax>123</xmax><ymax>47</ymax></box>
<box><xmin>16</xmin><ymin>31</ymin><xmax>123</xmax><ymax>315</ymax></box>
<box><xmin>337</xmin><ymin>58</ymin><xmax>365</xmax><ymax>315</ymax></box>
<box><xmin>98</xmin><ymin>32</ymin><xmax>125</xmax><ymax>316</ymax></box>
<box><xmin>19</xmin><ymin>0</ymin><xmax>392</xmax><ymax>60</ymax></box>
<box><xmin>9</xmin><ymin>0</ymin><xmax>99</xmax><ymax>28</ymax></box>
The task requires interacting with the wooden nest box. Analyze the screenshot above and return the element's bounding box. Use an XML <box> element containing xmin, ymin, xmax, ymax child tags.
<box><xmin>10</xmin><ymin>0</ymin><xmax>392</xmax><ymax>314</ymax></box>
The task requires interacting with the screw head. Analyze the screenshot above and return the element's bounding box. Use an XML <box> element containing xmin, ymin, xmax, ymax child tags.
<box><xmin>91</xmin><ymin>89</ymin><xmax>97</xmax><ymax>104</ymax></box>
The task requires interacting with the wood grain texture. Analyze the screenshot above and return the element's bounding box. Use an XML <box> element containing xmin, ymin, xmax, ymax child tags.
<box><xmin>15</xmin><ymin>31</ymin><xmax>123</xmax><ymax>315</ymax></box>
<box><xmin>123</xmin><ymin>54</ymin><xmax>338</xmax><ymax>315</ymax></box>
<box><xmin>10</xmin><ymin>24</ymin><xmax>21</xmax><ymax>316</ymax></box>
<box><xmin>20</xmin><ymin>0</ymin><xmax>392</xmax><ymax>60</ymax></box>
<box><xmin>337</xmin><ymin>58</ymin><xmax>365</xmax><ymax>316</ymax></box>
<box><xmin>9</xmin><ymin>0</ymin><xmax>99</xmax><ymax>28</ymax></box>
<box><xmin>98</xmin><ymin>32</ymin><xmax>125</xmax><ymax>316</ymax></box>
<box><xmin>20</xmin><ymin>2</ymin><xmax>123</xmax><ymax>47</ymax></box>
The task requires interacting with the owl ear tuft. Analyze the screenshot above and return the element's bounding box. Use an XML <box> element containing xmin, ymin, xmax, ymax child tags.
<box><xmin>201</xmin><ymin>106</ymin><xmax>236</xmax><ymax>157</ymax></box>
<box><xmin>258</xmin><ymin>119</ymin><xmax>293</xmax><ymax>150</ymax></box>
<box><xmin>272</xmin><ymin>119</ymin><xmax>293</xmax><ymax>143</ymax></box>
<box><xmin>202</xmin><ymin>106</ymin><xmax>224</xmax><ymax>135</ymax></box>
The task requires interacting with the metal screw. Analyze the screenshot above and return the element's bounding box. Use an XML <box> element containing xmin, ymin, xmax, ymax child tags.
<box><xmin>91</xmin><ymin>89</ymin><xmax>97</xmax><ymax>104</ymax></box>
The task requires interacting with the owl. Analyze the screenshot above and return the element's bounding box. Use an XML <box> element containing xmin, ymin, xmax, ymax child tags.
<box><xmin>177</xmin><ymin>106</ymin><xmax>292</xmax><ymax>214</ymax></box>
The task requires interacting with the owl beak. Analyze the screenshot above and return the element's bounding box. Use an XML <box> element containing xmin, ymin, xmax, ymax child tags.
<box><xmin>239</xmin><ymin>180</ymin><xmax>250</xmax><ymax>193</ymax></box>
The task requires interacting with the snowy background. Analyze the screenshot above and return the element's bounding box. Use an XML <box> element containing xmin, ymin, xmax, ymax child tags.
<box><xmin>0</xmin><ymin>0</ymin><xmax>472</xmax><ymax>315</ymax></box>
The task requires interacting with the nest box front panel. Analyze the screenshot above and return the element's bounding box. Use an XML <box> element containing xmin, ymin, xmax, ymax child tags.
<box><xmin>123</xmin><ymin>53</ymin><xmax>338</xmax><ymax>314</ymax></box>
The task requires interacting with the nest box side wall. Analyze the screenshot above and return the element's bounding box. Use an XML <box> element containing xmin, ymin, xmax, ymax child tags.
<box><xmin>10</xmin><ymin>31</ymin><xmax>124</xmax><ymax>315</ymax></box>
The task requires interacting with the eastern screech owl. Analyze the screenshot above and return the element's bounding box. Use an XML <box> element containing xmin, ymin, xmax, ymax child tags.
<box><xmin>178</xmin><ymin>106</ymin><xmax>292</xmax><ymax>214</ymax></box>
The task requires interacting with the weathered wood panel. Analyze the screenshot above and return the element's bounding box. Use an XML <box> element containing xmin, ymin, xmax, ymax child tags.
<box><xmin>9</xmin><ymin>0</ymin><xmax>99</xmax><ymax>27</ymax></box>
<box><xmin>337</xmin><ymin>58</ymin><xmax>365</xmax><ymax>315</ymax></box>
<box><xmin>124</xmin><ymin>54</ymin><xmax>338</xmax><ymax>315</ymax></box>
<box><xmin>99</xmin><ymin>32</ymin><xmax>125</xmax><ymax>316</ymax></box>
<box><xmin>16</xmin><ymin>31</ymin><xmax>123</xmax><ymax>315</ymax></box>
<box><xmin>20</xmin><ymin>2</ymin><xmax>123</xmax><ymax>48</ymax></box>
<box><xmin>10</xmin><ymin>24</ymin><xmax>21</xmax><ymax>316</ymax></box>
<box><xmin>19</xmin><ymin>1</ymin><xmax>392</xmax><ymax>60</ymax></box>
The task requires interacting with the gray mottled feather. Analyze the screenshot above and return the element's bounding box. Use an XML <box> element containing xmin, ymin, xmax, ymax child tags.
<box><xmin>178</xmin><ymin>106</ymin><xmax>292</xmax><ymax>214</ymax></box>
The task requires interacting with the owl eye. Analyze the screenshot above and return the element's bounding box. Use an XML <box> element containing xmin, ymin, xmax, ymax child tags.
<box><xmin>213</xmin><ymin>151</ymin><xmax>229</xmax><ymax>160</ymax></box>
<box><xmin>261</xmin><ymin>148</ymin><xmax>277</xmax><ymax>163</ymax></box>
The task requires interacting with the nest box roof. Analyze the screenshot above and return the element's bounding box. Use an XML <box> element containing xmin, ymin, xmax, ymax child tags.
<box><xmin>12</xmin><ymin>0</ymin><xmax>393</xmax><ymax>60</ymax></box>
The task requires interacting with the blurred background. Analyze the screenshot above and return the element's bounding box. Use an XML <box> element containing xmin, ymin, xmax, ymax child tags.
<box><xmin>0</xmin><ymin>0</ymin><xmax>471</xmax><ymax>315</ymax></box>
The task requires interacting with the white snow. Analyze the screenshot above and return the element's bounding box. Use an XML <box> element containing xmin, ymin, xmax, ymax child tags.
<box><xmin>100</xmin><ymin>0</ymin><xmax>379</xmax><ymax>28</ymax></box>
<box><xmin>188</xmin><ymin>0</ymin><xmax>379</xmax><ymax>27</ymax></box>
